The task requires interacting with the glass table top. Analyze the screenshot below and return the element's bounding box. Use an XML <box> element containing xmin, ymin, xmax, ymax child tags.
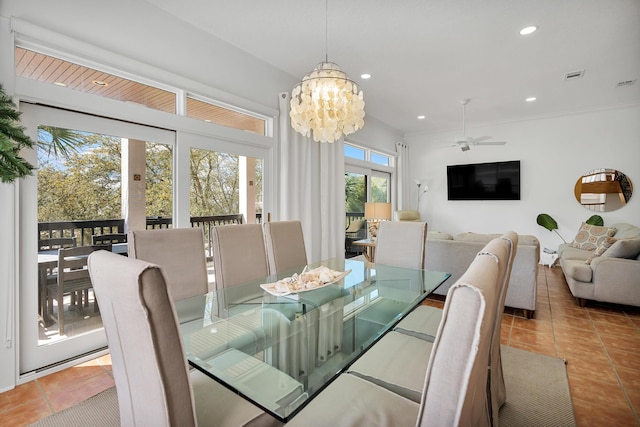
<box><xmin>176</xmin><ymin>258</ymin><xmax>450</xmax><ymax>423</ymax></box>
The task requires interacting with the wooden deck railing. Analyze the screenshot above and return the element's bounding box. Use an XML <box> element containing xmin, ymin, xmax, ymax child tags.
<box><xmin>38</xmin><ymin>214</ymin><xmax>263</xmax><ymax>257</ymax></box>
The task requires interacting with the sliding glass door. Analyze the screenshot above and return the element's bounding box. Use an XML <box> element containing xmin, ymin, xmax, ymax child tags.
<box><xmin>19</xmin><ymin>104</ymin><xmax>175</xmax><ymax>373</ymax></box>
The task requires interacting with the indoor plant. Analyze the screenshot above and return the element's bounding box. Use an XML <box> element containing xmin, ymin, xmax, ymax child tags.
<box><xmin>0</xmin><ymin>83</ymin><xmax>35</xmax><ymax>183</ymax></box>
<box><xmin>536</xmin><ymin>213</ymin><xmax>604</xmax><ymax>243</ymax></box>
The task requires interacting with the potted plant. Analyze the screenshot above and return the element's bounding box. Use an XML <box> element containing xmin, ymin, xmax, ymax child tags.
<box><xmin>0</xmin><ymin>84</ymin><xmax>35</xmax><ymax>183</ymax></box>
<box><xmin>536</xmin><ymin>213</ymin><xmax>604</xmax><ymax>243</ymax></box>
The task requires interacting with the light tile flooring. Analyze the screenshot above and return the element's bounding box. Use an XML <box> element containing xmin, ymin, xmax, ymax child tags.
<box><xmin>1</xmin><ymin>265</ymin><xmax>639</xmax><ymax>426</ymax></box>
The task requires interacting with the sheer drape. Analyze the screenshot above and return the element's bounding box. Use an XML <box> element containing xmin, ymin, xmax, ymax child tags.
<box><xmin>278</xmin><ymin>92</ymin><xmax>345</xmax><ymax>263</ymax></box>
<box><xmin>396</xmin><ymin>141</ymin><xmax>411</xmax><ymax>210</ymax></box>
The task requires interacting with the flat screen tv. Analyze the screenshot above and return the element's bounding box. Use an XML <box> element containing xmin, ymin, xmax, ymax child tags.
<box><xmin>447</xmin><ymin>160</ymin><xmax>521</xmax><ymax>201</ymax></box>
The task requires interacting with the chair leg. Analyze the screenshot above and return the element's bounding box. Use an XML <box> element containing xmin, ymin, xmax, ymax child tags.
<box><xmin>58</xmin><ymin>294</ymin><xmax>65</xmax><ymax>335</ymax></box>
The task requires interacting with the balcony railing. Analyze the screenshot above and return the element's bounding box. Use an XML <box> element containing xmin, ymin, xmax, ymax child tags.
<box><xmin>38</xmin><ymin>213</ymin><xmax>263</xmax><ymax>257</ymax></box>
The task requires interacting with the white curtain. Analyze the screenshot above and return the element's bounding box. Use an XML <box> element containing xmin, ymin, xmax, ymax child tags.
<box><xmin>396</xmin><ymin>141</ymin><xmax>411</xmax><ymax>210</ymax></box>
<box><xmin>278</xmin><ymin>92</ymin><xmax>346</xmax><ymax>263</ymax></box>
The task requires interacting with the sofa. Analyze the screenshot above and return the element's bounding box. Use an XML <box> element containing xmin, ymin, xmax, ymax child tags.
<box><xmin>425</xmin><ymin>231</ymin><xmax>540</xmax><ymax>318</ymax></box>
<box><xmin>558</xmin><ymin>222</ymin><xmax>640</xmax><ymax>307</ymax></box>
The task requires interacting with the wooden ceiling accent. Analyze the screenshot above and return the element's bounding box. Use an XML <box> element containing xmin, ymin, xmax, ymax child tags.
<box><xmin>15</xmin><ymin>48</ymin><xmax>266</xmax><ymax>135</ymax></box>
<box><xmin>186</xmin><ymin>97</ymin><xmax>264</xmax><ymax>135</ymax></box>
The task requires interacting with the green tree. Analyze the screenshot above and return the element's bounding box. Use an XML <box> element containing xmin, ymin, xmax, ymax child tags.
<box><xmin>345</xmin><ymin>173</ymin><xmax>365</xmax><ymax>212</ymax></box>
<box><xmin>0</xmin><ymin>83</ymin><xmax>35</xmax><ymax>183</ymax></box>
<box><xmin>190</xmin><ymin>148</ymin><xmax>239</xmax><ymax>216</ymax></box>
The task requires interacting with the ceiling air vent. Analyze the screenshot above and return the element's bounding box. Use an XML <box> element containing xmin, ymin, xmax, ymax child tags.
<box><xmin>564</xmin><ymin>69</ymin><xmax>585</xmax><ymax>81</ymax></box>
<box><xmin>616</xmin><ymin>79</ymin><xmax>636</xmax><ymax>87</ymax></box>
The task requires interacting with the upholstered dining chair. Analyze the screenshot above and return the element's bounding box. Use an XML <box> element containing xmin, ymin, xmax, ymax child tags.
<box><xmin>211</xmin><ymin>223</ymin><xmax>309</xmax><ymax>378</ymax></box>
<box><xmin>345</xmin><ymin>240</ymin><xmax>507</xmax><ymax>403</ymax></box>
<box><xmin>211</xmin><ymin>223</ymin><xmax>270</xmax><ymax>291</ymax></box>
<box><xmin>128</xmin><ymin>227</ymin><xmax>209</xmax><ymax>300</ymax></box>
<box><xmin>286</xmin><ymin>240</ymin><xmax>501</xmax><ymax>427</ymax></box>
<box><xmin>262</xmin><ymin>220</ymin><xmax>307</xmax><ymax>275</ymax></box>
<box><xmin>375</xmin><ymin>220</ymin><xmax>428</xmax><ymax>269</ymax></box>
<box><xmin>393</xmin><ymin>232</ymin><xmax>517</xmax><ymax>426</ymax></box>
<box><xmin>87</xmin><ymin>250</ymin><xmax>280</xmax><ymax>427</ymax></box>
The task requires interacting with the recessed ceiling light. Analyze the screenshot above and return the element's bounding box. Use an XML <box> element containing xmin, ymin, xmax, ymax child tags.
<box><xmin>519</xmin><ymin>26</ymin><xmax>538</xmax><ymax>35</ymax></box>
<box><xmin>417</xmin><ymin>115</ymin><xmax>426</xmax><ymax>120</ymax></box>
<box><xmin>53</xmin><ymin>82</ymin><xmax>67</xmax><ymax>87</ymax></box>
<box><xmin>360</xmin><ymin>73</ymin><xmax>371</xmax><ymax>79</ymax></box>
<box><xmin>526</xmin><ymin>97</ymin><xmax>537</xmax><ymax>102</ymax></box>
<box><xmin>92</xmin><ymin>80</ymin><xmax>109</xmax><ymax>87</ymax></box>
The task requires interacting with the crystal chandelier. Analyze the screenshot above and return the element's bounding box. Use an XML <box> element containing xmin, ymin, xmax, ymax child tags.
<box><xmin>289</xmin><ymin>2</ymin><xmax>365</xmax><ymax>143</ymax></box>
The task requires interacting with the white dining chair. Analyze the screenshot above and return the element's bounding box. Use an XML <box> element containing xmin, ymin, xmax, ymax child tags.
<box><xmin>87</xmin><ymin>250</ymin><xmax>281</xmax><ymax>427</ymax></box>
<box><xmin>375</xmin><ymin>221</ymin><xmax>428</xmax><ymax>269</ymax></box>
<box><xmin>128</xmin><ymin>227</ymin><xmax>209</xmax><ymax>300</ymax></box>
<box><xmin>262</xmin><ymin>220</ymin><xmax>308</xmax><ymax>275</ymax></box>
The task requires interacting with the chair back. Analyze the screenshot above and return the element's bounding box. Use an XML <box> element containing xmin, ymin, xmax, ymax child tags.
<box><xmin>39</xmin><ymin>237</ymin><xmax>76</xmax><ymax>251</ymax></box>
<box><xmin>482</xmin><ymin>232</ymin><xmax>518</xmax><ymax>426</ymax></box>
<box><xmin>128</xmin><ymin>228</ymin><xmax>208</xmax><ymax>301</ymax></box>
<box><xmin>375</xmin><ymin>221</ymin><xmax>428</xmax><ymax>269</ymax></box>
<box><xmin>92</xmin><ymin>233</ymin><xmax>127</xmax><ymax>245</ymax></box>
<box><xmin>88</xmin><ymin>250</ymin><xmax>197</xmax><ymax>427</ymax></box>
<box><xmin>210</xmin><ymin>224</ymin><xmax>269</xmax><ymax>290</ymax></box>
<box><xmin>263</xmin><ymin>220</ymin><xmax>308</xmax><ymax>275</ymax></box>
<box><xmin>417</xmin><ymin>250</ymin><xmax>501</xmax><ymax>427</ymax></box>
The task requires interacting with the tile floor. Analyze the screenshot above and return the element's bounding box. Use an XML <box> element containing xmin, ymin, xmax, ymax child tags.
<box><xmin>1</xmin><ymin>265</ymin><xmax>639</xmax><ymax>426</ymax></box>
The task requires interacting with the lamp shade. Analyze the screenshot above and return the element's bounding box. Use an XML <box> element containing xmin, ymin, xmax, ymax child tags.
<box><xmin>364</xmin><ymin>202</ymin><xmax>392</xmax><ymax>221</ymax></box>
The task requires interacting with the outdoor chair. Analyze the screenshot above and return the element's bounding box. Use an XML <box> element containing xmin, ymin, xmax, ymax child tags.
<box><xmin>345</xmin><ymin>219</ymin><xmax>366</xmax><ymax>255</ymax></box>
<box><xmin>92</xmin><ymin>233</ymin><xmax>127</xmax><ymax>245</ymax></box>
<box><xmin>48</xmin><ymin>244</ymin><xmax>110</xmax><ymax>335</ymax></box>
<box><xmin>38</xmin><ymin>237</ymin><xmax>77</xmax><ymax>251</ymax></box>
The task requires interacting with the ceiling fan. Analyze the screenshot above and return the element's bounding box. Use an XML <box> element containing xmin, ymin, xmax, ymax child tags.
<box><xmin>443</xmin><ymin>99</ymin><xmax>506</xmax><ymax>151</ymax></box>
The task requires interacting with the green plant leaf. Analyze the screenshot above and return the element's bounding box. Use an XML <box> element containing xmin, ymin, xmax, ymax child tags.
<box><xmin>536</xmin><ymin>213</ymin><xmax>558</xmax><ymax>231</ymax></box>
<box><xmin>585</xmin><ymin>215</ymin><xmax>604</xmax><ymax>226</ymax></box>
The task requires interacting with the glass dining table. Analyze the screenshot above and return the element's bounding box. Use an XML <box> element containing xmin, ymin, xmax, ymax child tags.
<box><xmin>175</xmin><ymin>257</ymin><xmax>450</xmax><ymax>423</ymax></box>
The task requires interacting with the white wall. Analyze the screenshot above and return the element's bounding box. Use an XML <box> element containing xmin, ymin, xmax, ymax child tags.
<box><xmin>406</xmin><ymin>105</ymin><xmax>640</xmax><ymax>252</ymax></box>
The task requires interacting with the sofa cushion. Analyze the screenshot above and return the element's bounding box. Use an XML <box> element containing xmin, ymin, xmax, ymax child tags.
<box><xmin>610</xmin><ymin>223</ymin><xmax>640</xmax><ymax>240</ymax></box>
<box><xmin>562</xmin><ymin>259</ymin><xmax>593</xmax><ymax>282</ymax></box>
<box><xmin>427</xmin><ymin>231</ymin><xmax>453</xmax><ymax>240</ymax></box>
<box><xmin>602</xmin><ymin>238</ymin><xmax>640</xmax><ymax>260</ymax></box>
<box><xmin>586</xmin><ymin>237</ymin><xmax>617</xmax><ymax>265</ymax></box>
<box><xmin>569</xmin><ymin>223</ymin><xmax>617</xmax><ymax>251</ymax></box>
<box><xmin>395</xmin><ymin>210</ymin><xmax>420</xmax><ymax>221</ymax></box>
<box><xmin>454</xmin><ymin>232</ymin><xmax>497</xmax><ymax>243</ymax></box>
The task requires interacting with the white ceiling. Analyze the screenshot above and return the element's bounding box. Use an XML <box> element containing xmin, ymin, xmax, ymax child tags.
<box><xmin>144</xmin><ymin>0</ymin><xmax>640</xmax><ymax>135</ymax></box>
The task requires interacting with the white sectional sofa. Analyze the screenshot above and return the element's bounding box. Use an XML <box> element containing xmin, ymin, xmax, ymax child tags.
<box><xmin>425</xmin><ymin>231</ymin><xmax>540</xmax><ymax>318</ymax></box>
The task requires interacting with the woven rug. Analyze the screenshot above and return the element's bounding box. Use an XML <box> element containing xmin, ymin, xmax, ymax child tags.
<box><xmin>500</xmin><ymin>346</ymin><xmax>576</xmax><ymax>427</ymax></box>
<box><xmin>30</xmin><ymin>346</ymin><xmax>575</xmax><ymax>426</ymax></box>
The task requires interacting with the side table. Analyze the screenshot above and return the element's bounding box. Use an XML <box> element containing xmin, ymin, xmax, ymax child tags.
<box><xmin>540</xmin><ymin>251</ymin><xmax>559</xmax><ymax>268</ymax></box>
<box><xmin>353</xmin><ymin>239</ymin><xmax>376</xmax><ymax>262</ymax></box>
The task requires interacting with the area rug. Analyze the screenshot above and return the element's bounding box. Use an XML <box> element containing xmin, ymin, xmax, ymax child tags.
<box><xmin>500</xmin><ymin>345</ymin><xmax>576</xmax><ymax>427</ymax></box>
<box><xmin>30</xmin><ymin>346</ymin><xmax>575</xmax><ymax>426</ymax></box>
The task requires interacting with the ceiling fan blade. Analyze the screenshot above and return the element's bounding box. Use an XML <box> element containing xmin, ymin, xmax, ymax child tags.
<box><xmin>470</xmin><ymin>136</ymin><xmax>492</xmax><ymax>143</ymax></box>
<box><xmin>477</xmin><ymin>141</ymin><xmax>507</xmax><ymax>146</ymax></box>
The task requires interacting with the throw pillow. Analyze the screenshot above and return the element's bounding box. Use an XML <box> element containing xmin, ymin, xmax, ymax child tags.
<box><xmin>602</xmin><ymin>238</ymin><xmax>640</xmax><ymax>260</ymax></box>
<box><xmin>585</xmin><ymin>237</ymin><xmax>617</xmax><ymax>265</ymax></box>
<box><xmin>569</xmin><ymin>223</ymin><xmax>617</xmax><ymax>251</ymax></box>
